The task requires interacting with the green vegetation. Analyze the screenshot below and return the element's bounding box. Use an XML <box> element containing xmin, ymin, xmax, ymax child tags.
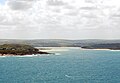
<box><xmin>81</xmin><ymin>43</ymin><xmax>120</xmax><ymax>50</ymax></box>
<box><xmin>0</xmin><ymin>44</ymin><xmax>49</xmax><ymax>55</ymax></box>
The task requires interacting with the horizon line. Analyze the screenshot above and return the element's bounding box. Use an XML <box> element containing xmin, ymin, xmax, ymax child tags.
<box><xmin>0</xmin><ymin>39</ymin><xmax>120</xmax><ymax>40</ymax></box>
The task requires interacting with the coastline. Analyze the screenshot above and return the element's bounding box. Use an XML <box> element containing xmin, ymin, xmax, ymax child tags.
<box><xmin>37</xmin><ymin>47</ymin><xmax>120</xmax><ymax>52</ymax></box>
<box><xmin>0</xmin><ymin>51</ymin><xmax>51</xmax><ymax>56</ymax></box>
<box><xmin>80</xmin><ymin>48</ymin><xmax>120</xmax><ymax>51</ymax></box>
<box><xmin>1</xmin><ymin>47</ymin><xmax>120</xmax><ymax>57</ymax></box>
<box><xmin>80</xmin><ymin>48</ymin><xmax>110</xmax><ymax>51</ymax></box>
<box><xmin>0</xmin><ymin>44</ymin><xmax>51</xmax><ymax>56</ymax></box>
<box><xmin>36</xmin><ymin>47</ymin><xmax>78</xmax><ymax>52</ymax></box>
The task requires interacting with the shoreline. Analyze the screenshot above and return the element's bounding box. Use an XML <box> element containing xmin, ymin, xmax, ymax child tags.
<box><xmin>37</xmin><ymin>47</ymin><xmax>120</xmax><ymax>51</ymax></box>
<box><xmin>0</xmin><ymin>51</ymin><xmax>51</xmax><ymax>56</ymax></box>
<box><xmin>80</xmin><ymin>48</ymin><xmax>120</xmax><ymax>51</ymax></box>
<box><xmin>1</xmin><ymin>47</ymin><xmax>120</xmax><ymax>56</ymax></box>
<box><xmin>80</xmin><ymin>48</ymin><xmax>110</xmax><ymax>51</ymax></box>
<box><xmin>36</xmin><ymin>47</ymin><xmax>78</xmax><ymax>52</ymax></box>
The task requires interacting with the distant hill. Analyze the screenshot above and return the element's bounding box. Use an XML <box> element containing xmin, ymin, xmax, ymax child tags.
<box><xmin>81</xmin><ymin>43</ymin><xmax>120</xmax><ymax>50</ymax></box>
<box><xmin>0</xmin><ymin>39</ymin><xmax>120</xmax><ymax>47</ymax></box>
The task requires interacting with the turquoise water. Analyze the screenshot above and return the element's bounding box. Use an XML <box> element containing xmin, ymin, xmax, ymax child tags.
<box><xmin>0</xmin><ymin>48</ymin><xmax>120</xmax><ymax>83</ymax></box>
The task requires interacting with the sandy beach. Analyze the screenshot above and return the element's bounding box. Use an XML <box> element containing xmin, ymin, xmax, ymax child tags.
<box><xmin>80</xmin><ymin>48</ymin><xmax>111</xmax><ymax>51</ymax></box>
<box><xmin>36</xmin><ymin>47</ymin><xmax>80</xmax><ymax>52</ymax></box>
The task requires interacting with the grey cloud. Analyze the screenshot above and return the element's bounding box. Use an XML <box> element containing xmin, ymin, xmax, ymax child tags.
<box><xmin>80</xmin><ymin>6</ymin><xmax>98</xmax><ymax>10</ymax></box>
<box><xmin>47</xmin><ymin>0</ymin><xmax>66</xmax><ymax>6</ymax></box>
<box><xmin>63</xmin><ymin>5</ymin><xmax>79</xmax><ymax>16</ymax></box>
<box><xmin>1</xmin><ymin>0</ymin><xmax>120</xmax><ymax>39</ymax></box>
<box><xmin>52</xmin><ymin>9</ymin><xmax>61</xmax><ymax>13</ymax></box>
<box><xmin>7</xmin><ymin>0</ymin><xmax>34</xmax><ymax>11</ymax></box>
<box><xmin>111</xmin><ymin>14</ymin><xmax>120</xmax><ymax>18</ymax></box>
<box><xmin>85</xmin><ymin>0</ymin><xmax>95</xmax><ymax>3</ymax></box>
<box><xmin>65</xmin><ymin>11</ymin><xmax>79</xmax><ymax>16</ymax></box>
<box><xmin>0</xmin><ymin>25</ymin><xmax>15</xmax><ymax>32</ymax></box>
<box><xmin>81</xmin><ymin>14</ymin><xmax>97</xmax><ymax>18</ymax></box>
<box><xmin>64</xmin><ymin>5</ymin><xmax>75</xmax><ymax>9</ymax></box>
<box><xmin>0</xmin><ymin>15</ymin><xmax>15</xmax><ymax>26</ymax></box>
<box><xmin>110</xmin><ymin>9</ymin><xmax>120</xmax><ymax>18</ymax></box>
<box><xmin>0</xmin><ymin>15</ymin><xmax>5</xmax><ymax>22</ymax></box>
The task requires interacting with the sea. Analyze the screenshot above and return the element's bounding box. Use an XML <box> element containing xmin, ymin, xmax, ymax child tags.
<box><xmin>0</xmin><ymin>48</ymin><xmax>120</xmax><ymax>83</ymax></box>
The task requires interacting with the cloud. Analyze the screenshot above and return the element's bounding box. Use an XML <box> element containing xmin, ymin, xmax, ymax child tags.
<box><xmin>0</xmin><ymin>0</ymin><xmax>120</xmax><ymax>39</ymax></box>
<box><xmin>111</xmin><ymin>14</ymin><xmax>120</xmax><ymax>18</ymax></box>
<box><xmin>80</xmin><ymin>6</ymin><xmax>98</xmax><ymax>10</ymax></box>
<box><xmin>47</xmin><ymin>0</ymin><xmax>66</xmax><ymax>6</ymax></box>
<box><xmin>0</xmin><ymin>14</ymin><xmax>5</xmax><ymax>23</ymax></box>
<box><xmin>111</xmin><ymin>9</ymin><xmax>120</xmax><ymax>18</ymax></box>
<box><xmin>85</xmin><ymin>0</ymin><xmax>95</xmax><ymax>3</ymax></box>
<box><xmin>7</xmin><ymin>0</ymin><xmax>34</xmax><ymax>11</ymax></box>
<box><xmin>64</xmin><ymin>5</ymin><xmax>75</xmax><ymax>9</ymax></box>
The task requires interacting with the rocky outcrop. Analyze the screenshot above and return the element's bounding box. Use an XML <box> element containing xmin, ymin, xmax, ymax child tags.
<box><xmin>0</xmin><ymin>44</ymin><xmax>50</xmax><ymax>56</ymax></box>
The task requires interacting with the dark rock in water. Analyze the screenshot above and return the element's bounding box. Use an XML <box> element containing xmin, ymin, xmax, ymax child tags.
<box><xmin>0</xmin><ymin>44</ymin><xmax>51</xmax><ymax>56</ymax></box>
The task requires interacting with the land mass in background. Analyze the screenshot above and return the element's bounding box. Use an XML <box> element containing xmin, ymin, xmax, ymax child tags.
<box><xmin>0</xmin><ymin>39</ymin><xmax>120</xmax><ymax>50</ymax></box>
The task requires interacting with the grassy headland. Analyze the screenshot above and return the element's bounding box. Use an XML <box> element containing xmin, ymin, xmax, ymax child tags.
<box><xmin>0</xmin><ymin>44</ymin><xmax>50</xmax><ymax>56</ymax></box>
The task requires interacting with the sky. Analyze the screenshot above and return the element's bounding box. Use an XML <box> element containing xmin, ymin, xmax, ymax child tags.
<box><xmin>0</xmin><ymin>0</ymin><xmax>120</xmax><ymax>39</ymax></box>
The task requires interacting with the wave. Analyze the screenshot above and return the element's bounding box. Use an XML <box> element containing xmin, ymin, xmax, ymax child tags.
<box><xmin>0</xmin><ymin>56</ymin><xmax>7</xmax><ymax>58</ymax></box>
<box><xmin>65</xmin><ymin>75</ymin><xmax>72</xmax><ymax>78</ymax></box>
<box><xmin>0</xmin><ymin>53</ymin><xmax>60</xmax><ymax>58</ymax></box>
<box><xmin>16</xmin><ymin>55</ymin><xmax>39</xmax><ymax>57</ymax></box>
<box><xmin>55</xmin><ymin>53</ymin><xmax>61</xmax><ymax>55</ymax></box>
<box><xmin>110</xmin><ymin>50</ymin><xmax>120</xmax><ymax>52</ymax></box>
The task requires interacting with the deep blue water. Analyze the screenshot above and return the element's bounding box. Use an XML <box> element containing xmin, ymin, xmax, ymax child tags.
<box><xmin>0</xmin><ymin>48</ymin><xmax>120</xmax><ymax>83</ymax></box>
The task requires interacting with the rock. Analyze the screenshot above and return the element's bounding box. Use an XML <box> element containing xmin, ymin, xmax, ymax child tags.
<box><xmin>0</xmin><ymin>44</ymin><xmax>50</xmax><ymax>56</ymax></box>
